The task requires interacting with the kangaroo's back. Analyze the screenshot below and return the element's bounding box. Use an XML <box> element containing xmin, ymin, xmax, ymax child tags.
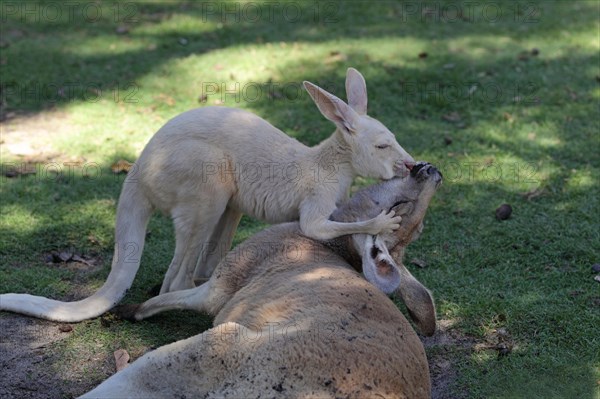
<box><xmin>135</xmin><ymin>107</ymin><xmax>315</xmax><ymax>220</ymax></box>
<box><xmin>143</xmin><ymin>107</ymin><xmax>307</xmax><ymax>162</ymax></box>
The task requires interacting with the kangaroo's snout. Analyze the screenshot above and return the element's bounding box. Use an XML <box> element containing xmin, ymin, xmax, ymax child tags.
<box><xmin>411</xmin><ymin>162</ymin><xmax>443</xmax><ymax>185</ymax></box>
<box><xmin>391</xmin><ymin>145</ymin><xmax>416</xmax><ymax>177</ymax></box>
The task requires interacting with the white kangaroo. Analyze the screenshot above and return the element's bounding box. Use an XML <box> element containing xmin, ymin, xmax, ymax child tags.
<box><xmin>81</xmin><ymin>162</ymin><xmax>441</xmax><ymax>399</ymax></box>
<box><xmin>0</xmin><ymin>68</ymin><xmax>415</xmax><ymax>322</ymax></box>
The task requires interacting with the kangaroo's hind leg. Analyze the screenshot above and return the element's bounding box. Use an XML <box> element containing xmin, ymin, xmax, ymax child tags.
<box><xmin>160</xmin><ymin>193</ymin><xmax>231</xmax><ymax>294</ymax></box>
<box><xmin>125</xmin><ymin>279</ymin><xmax>215</xmax><ymax>321</ymax></box>
<box><xmin>193</xmin><ymin>205</ymin><xmax>242</xmax><ymax>285</ymax></box>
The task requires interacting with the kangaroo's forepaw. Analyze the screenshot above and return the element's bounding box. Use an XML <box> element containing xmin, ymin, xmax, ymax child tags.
<box><xmin>371</xmin><ymin>210</ymin><xmax>402</xmax><ymax>235</ymax></box>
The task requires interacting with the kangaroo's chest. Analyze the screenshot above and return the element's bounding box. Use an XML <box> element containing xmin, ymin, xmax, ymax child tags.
<box><xmin>232</xmin><ymin>168</ymin><xmax>351</xmax><ymax>223</ymax></box>
<box><xmin>232</xmin><ymin>178</ymin><xmax>304</xmax><ymax>223</ymax></box>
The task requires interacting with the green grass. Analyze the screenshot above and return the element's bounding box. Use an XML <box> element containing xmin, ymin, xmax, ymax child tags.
<box><xmin>1</xmin><ymin>1</ymin><xmax>599</xmax><ymax>397</ymax></box>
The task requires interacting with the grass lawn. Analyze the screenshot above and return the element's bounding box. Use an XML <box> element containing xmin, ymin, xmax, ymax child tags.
<box><xmin>1</xmin><ymin>1</ymin><xmax>599</xmax><ymax>398</ymax></box>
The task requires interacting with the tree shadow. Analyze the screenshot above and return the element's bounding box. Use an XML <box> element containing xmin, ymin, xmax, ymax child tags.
<box><xmin>1</xmin><ymin>1</ymin><xmax>597</xmax><ymax>114</ymax></box>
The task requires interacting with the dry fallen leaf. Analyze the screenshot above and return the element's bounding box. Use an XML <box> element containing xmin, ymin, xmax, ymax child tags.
<box><xmin>48</xmin><ymin>250</ymin><xmax>95</xmax><ymax>266</ymax></box>
<box><xmin>111</xmin><ymin>159</ymin><xmax>133</xmax><ymax>174</ymax></box>
<box><xmin>154</xmin><ymin>93</ymin><xmax>176</xmax><ymax>106</ymax></box>
<box><xmin>58</xmin><ymin>251</ymin><xmax>73</xmax><ymax>262</ymax></box>
<box><xmin>410</xmin><ymin>258</ymin><xmax>427</xmax><ymax>268</ymax></box>
<box><xmin>442</xmin><ymin>112</ymin><xmax>461</xmax><ymax>123</ymax></box>
<box><xmin>521</xmin><ymin>187</ymin><xmax>546</xmax><ymax>201</ymax></box>
<box><xmin>114</xmin><ymin>349</ymin><xmax>130</xmax><ymax>372</ymax></box>
<box><xmin>2</xmin><ymin>163</ymin><xmax>37</xmax><ymax>178</ymax></box>
<box><xmin>72</xmin><ymin>254</ymin><xmax>93</xmax><ymax>266</ymax></box>
<box><xmin>325</xmin><ymin>51</ymin><xmax>347</xmax><ymax>64</ymax></box>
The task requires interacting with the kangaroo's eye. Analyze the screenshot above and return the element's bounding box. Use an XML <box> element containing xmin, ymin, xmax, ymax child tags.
<box><xmin>376</xmin><ymin>144</ymin><xmax>390</xmax><ymax>149</ymax></box>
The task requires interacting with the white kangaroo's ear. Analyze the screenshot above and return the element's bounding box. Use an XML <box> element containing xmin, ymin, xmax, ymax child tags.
<box><xmin>345</xmin><ymin>67</ymin><xmax>367</xmax><ymax>115</ymax></box>
<box><xmin>304</xmin><ymin>81</ymin><xmax>359</xmax><ymax>134</ymax></box>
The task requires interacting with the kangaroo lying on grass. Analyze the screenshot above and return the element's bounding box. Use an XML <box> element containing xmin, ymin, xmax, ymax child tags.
<box><xmin>0</xmin><ymin>68</ymin><xmax>415</xmax><ymax>322</ymax></box>
<box><xmin>81</xmin><ymin>162</ymin><xmax>441</xmax><ymax>399</ymax></box>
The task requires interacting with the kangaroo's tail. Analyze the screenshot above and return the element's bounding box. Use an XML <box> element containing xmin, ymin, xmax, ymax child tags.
<box><xmin>0</xmin><ymin>176</ymin><xmax>153</xmax><ymax>322</ymax></box>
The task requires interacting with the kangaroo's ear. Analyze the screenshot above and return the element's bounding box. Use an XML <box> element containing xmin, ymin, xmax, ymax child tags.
<box><xmin>345</xmin><ymin>68</ymin><xmax>367</xmax><ymax>115</ymax></box>
<box><xmin>394</xmin><ymin>267</ymin><xmax>437</xmax><ymax>336</ymax></box>
<box><xmin>361</xmin><ymin>235</ymin><xmax>401</xmax><ymax>295</ymax></box>
<box><xmin>304</xmin><ymin>81</ymin><xmax>359</xmax><ymax>134</ymax></box>
<box><xmin>388</xmin><ymin>243</ymin><xmax>436</xmax><ymax>336</ymax></box>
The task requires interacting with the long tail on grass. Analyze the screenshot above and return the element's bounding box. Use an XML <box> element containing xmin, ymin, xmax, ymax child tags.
<box><xmin>0</xmin><ymin>176</ymin><xmax>153</xmax><ymax>322</ymax></box>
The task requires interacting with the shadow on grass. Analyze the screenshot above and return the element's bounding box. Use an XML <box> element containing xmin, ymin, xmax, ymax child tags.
<box><xmin>1</xmin><ymin>1</ymin><xmax>598</xmax><ymax>114</ymax></box>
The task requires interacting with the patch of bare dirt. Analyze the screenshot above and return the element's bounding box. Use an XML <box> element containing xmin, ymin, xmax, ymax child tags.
<box><xmin>423</xmin><ymin>319</ymin><xmax>477</xmax><ymax>399</ymax></box>
<box><xmin>0</xmin><ymin>110</ymin><xmax>80</xmax><ymax>163</ymax></box>
<box><xmin>0</xmin><ymin>314</ymin><xmax>101</xmax><ymax>399</ymax></box>
<box><xmin>0</xmin><ymin>253</ymin><xmax>111</xmax><ymax>398</ymax></box>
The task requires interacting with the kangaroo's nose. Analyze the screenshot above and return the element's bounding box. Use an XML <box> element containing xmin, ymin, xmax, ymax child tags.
<box><xmin>404</xmin><ymin>161</ymin><xmax>415</xmax><ymax>171</ymax></box>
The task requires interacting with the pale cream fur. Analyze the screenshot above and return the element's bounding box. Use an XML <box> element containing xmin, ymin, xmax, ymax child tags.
<box><xmin>0</xmin><ymin>68</ymin><xmax>415</xmax><ymax>322</ymax></box>
<box><xmin>80</xmin><ymin>163</ymin><xmax>442</xmax><ymax>399</ymax></box>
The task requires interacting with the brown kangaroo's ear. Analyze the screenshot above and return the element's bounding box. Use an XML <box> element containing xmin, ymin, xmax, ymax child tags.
<box><xmin>304</xmin><ymin>81</ymin><xmax>359</xmax><ymax>134</ymax></box>
<box><xmin>393</xmin><ymin>262</ymin><xmax>436</xmax><ymax>336</ymax></box>
<box><xmin>362</xmin><ymin>234</ymin><xmax>436</xmax><ymax>336</ymax></box>
<box><xmin>361</xmin><ymin>235</ymin><xmax>401</xmax><ymax>294</ymax></box>
<box><xmin>345</xmin><ymin>67</ymin><xmax>367</xmax><ymax>115</ymax></box>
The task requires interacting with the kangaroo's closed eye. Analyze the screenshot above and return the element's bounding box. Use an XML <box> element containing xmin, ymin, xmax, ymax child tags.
<box><xmin>375</xmin><ymin>144</ymin><xmax>390</xmax><ymax>149</ymax></box>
